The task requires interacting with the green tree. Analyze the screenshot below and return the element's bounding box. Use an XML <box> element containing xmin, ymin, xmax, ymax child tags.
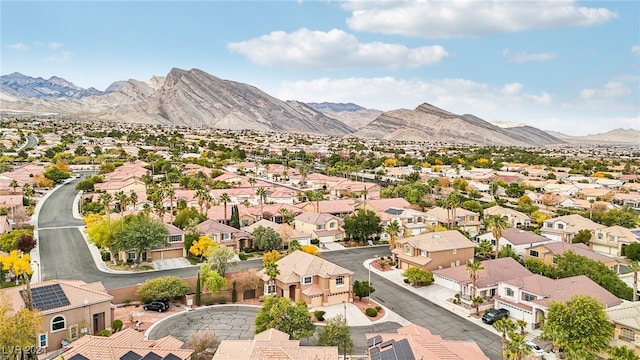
<box><xmin>287</xmin><ymin>239</ymin><xmax>302</xmax><ymax>253</ymax></box>
<box><xmin>317</xmin><ymin>314</ymin><xmax>353</xmax><ymax>355</ymax></box>
<box><xmin>486</xmin><ymin>215</ymin><xmax>509</xmax><ymax>259</ymax></box>
<box><xmin>230</xmin><ymin>204</ymin><xmax>240</xmax><ymax>229</ymax></box>
<box><xmin>44</xmin><ymin>165</ymin><xmax>70</xmax><ymax>183</ymax></box>
<box><xmin>353</xmin><ymin>280</ymin><xmax>375</xmax><ymax>301</ymax></box>
<box><xmin>472</xmin><ymin>296</ymin><xmax>484</xmax><ymax>316</ymax></box>
<box><xmin>135</xmin><ymin>276</ymin><xmax>190</xmax><ymax>303</ymax></box>
<box><xmin>200</xmin><ymin>264</ymin><xmax>227</xmax><ymax>295</ymax></box>
<box><xmin>601</xmin><ymin>207</ymin><xmax>638</xmax><ymax>228</ymax></box>
<box><xmin>9</xmin><ymin>179</ymin><xmax>18</xmax><ymax>194</ymax></box>
<box><xmin>173</xmin><ymin>207</ymin><xmax>205</xmax><ymax>229</ymax></box>
<box><xmin>385</xmin><ymin>220</ymin><xmax>401</xmax><ymax>250</ymax></box>
<box><xmin>256</xmin><ymin>187</ymin><xmax>267</xmax><ymax>218</ymax></box>
<box><xmin>207</xmin><ymin>245</ymin><xmax>238</xmax><ymax>277</ymax></box>
<box><xmin>475</xmin><ymin>239</ymin><xmax>494</xmax><ymax>259</ymax></box>
<box><xmin>571</xmin><ymin>229</ymin><xmax>592</xmax><ymax>244</ymax></box>
<box><xmin>505</xmin><ymin>331</ymin><xmax>531</xmax><ymax>360</ymax></box>
<box><xmin>343</xmin><ymin>209</ymin><xmax>382</xmax><ymax>242</ymax></box>
<box><xmin>112</xmin><ymin>213</ymin><xmax>169</xmax><ymax>263</ymax></box>
<box><xmin>466</xmin><ymin>259</ymin><xmax>484</xmax><ymax>300</ymax></box>
<box><xmin>195</xmin><ymin>272</ymin><xmax>202</xmax><ymax>306</ymax></box>
<box><xmin>253</xmin><ymin>226</ymin><xmax>282</xmax><ymax>251</ymax></box>
<box><xmin>219</xmin><ymin>193</ymin><xmax>231</xmax><ymax>225</ymax></box>
<box><xmin>254</xmin><ymin>296</ymin><xmax>315</xmax><ymax>340</ymax></box>
<box><xmin>541</xmin><ymin>295</ymin><xmax>612</xmax><ymax>358</ymax></box>
<box><xmin>609</xmin><ymin>346</ymin><xmax>640</xmax><ymax>360</ymax></box>
<box><xmin>498</xmin><ymin>246</ymin><xmax>519</xmax><ymax>260</ymax></box>
<box><xmin>264</xmin><ymin>261</ymin><xmax>280</xmax><ymax>284</ymax></box>
<box><xmin>493</xmin><ymin>317</ymin><xmax>516</xmax><ymax>360</ymax></box>
<box><xmin>402</xmin><ymin>267</ymin><xmax>433</xmax><ymax>287</ymax></box>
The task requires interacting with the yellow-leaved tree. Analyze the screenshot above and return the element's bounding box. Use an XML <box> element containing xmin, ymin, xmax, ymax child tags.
<box><xmin>84</xmin><ymin>213</ymin><xmax>117</xmax><ymax>264</ymax></box>
<box><xmin>0</xmin><ymin>250</ymin><xmax>32</xmax><ymax>284</ymax></box>
<box><xmin>262</xmin><ymin>250</ymin><xmax>281</xmax><ymax>266</ymax></box>
<box><xmin>0</xmin><ymin>294</ymin><xmax>43</xmax><ymax>359</ymax></box>
<box><xmin>301</xmin><ymin>245</ymin><xmax>321</xmax><ymax>257</ymax></box>
<box><xmin>189</xmin><ymin>235</ymin><xmax>217</xmax><ymax>259</ymax></box>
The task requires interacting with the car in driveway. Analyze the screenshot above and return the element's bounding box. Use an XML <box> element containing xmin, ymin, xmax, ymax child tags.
<box><xmin>481</xmin><ymin>308</ymin><xmax>510</xmax><ymax>325</ymax></box>
<box><xmin>143</xmin><ymin>301</ymin><xmax>169</xmax><ymax>312</ymax></box>
<box><xmin>526</xmin><ymin>341</ymin><xmax>545</xmax><ymax>357</ymax></box>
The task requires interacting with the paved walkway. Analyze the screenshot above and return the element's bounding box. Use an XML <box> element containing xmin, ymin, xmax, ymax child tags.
<box><xmin>322</xmin><ymin>241</ymin><xmax>346</xmax><ymax>251</ymax></box>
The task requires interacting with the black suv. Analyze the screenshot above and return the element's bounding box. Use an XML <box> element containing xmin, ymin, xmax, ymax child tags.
<box><xmin>482</xmin><ymin>308</ymin><xmax>509</xmax><ymax>324</ymax></box>
<box><xmin>143</xmin><ymin>300</ymin><xmax>169</xmax><ymax>312</ymax></box>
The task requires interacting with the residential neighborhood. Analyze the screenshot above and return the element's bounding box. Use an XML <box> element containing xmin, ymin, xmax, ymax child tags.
<box><xmin>0</xmin><ymin>118</ymin><xmax>639</xmax><ymax>360</ymax></box>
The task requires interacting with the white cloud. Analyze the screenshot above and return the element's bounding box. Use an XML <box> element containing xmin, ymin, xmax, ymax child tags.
<box><xmin>6</xmin><ymin>43</ymin><xmax>29</xmax><ymax>51</ymax></box>
<box><xmin>580</xmin><ymin>81</ymin><xmax>630</xmax><ymax>100</ymax></box>
<box><xmin>228</xmin><ymin>28</ymin><xmax>448</xmax><ymax>69</ymax></box>
<box><xmin>48</xmin><ymin>42</ymin><xmax>64</xmax><ymax>49</ymax></box>
<box><xmin>46</xmin><ymin>50</ymin><xmax>73</xmax><ymax>63</ymax></box>
<box><xmin>632</xmin><ymin>45</ymin><xmax>640</xmax><ymax>55</ymax></box>
<box><xmin>501</xmin><ymin>82</ymin><xmax>523</xmax><ymax>95</ymax></box>
<box><xmin>343</xmin><ymin>1</ymin><xmax>617</xmax><ymax>38</ymax></box>
<box><xmin>501</xmin><ymin>49</ymin><xmax>558</xmax><ymax>63</ymax></box>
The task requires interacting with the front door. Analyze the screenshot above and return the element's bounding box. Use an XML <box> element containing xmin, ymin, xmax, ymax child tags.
<box><xmin>289</xmin><ymin>285</ymin><xmax>296</xmax><ymax>301</ymax></box>
<box><xmin>92</xmin><ymin>313</ymin><xmax>105</xmax><ymax>334</ymax></box>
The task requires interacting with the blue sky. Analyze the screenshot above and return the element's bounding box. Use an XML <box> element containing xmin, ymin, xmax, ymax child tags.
<box><xmin>1</xmin><ymin>0</ymin><xmax>639</xmax><ymax>136</ymax></box>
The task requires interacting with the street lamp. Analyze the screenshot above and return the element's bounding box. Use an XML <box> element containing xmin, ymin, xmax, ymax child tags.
<box><xmin>32</xmin><ymin>260</ymin><xmax>40</xmax><ymax>283</ymax></box>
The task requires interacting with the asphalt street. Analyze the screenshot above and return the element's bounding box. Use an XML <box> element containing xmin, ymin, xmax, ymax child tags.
<box><xmin>37</xmin><ymin>177</ymin><xmax>501</xmax><ymax>359</ymax></box>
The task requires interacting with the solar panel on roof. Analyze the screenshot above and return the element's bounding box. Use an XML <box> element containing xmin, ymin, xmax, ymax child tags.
<box><xmin>380</xmin><ymin>339</ymin><xmax>395</xmax><ymax>349</ymax></box>
<box><xmin>384</xmin><ymin>208</ymin><xmax>403</xmax><ymax>215</ymax></box>
<box><xmin>370</xmin><ymin>347</ymin><xmax>382</xmax><ymax>360</ymax></box>
<box><xmin>23</xmin><ymin>284</ymin><xmax>71</xmax><ymax>311</ymax></box>
<box><xmin>397</xmin><ymin>339</ymin><xmax>415</xmax><ymax>360</ymax></box>
<box><xmin>367</xmin><ymin>335</ymin><xmax>383</xmax><ymax>347</ymax></box>
<box><xmin>68</xmin><ymin>355</ymin><xmax>90</xmax><ymax>360</ymax></box>
<box><xmin>120</xmin><ymin>350</ymin><xmax>142</xmax><ymax>360</ymax></box>
<box><xmin>140</xmin><ymin>352</ymin><xmax>162</xmax><ymax>360</ymax></box>
<box><xmin>161</xmin><ymin>355</ymin><xmax>181</xmax><ymax>360</ymax></box>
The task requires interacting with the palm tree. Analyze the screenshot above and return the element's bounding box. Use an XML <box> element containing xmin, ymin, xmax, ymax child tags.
<box><xmin>486</xmin><ymin>215</ymin><xmax>509</xmax><ymax>259</ymax></box>
<box><xmin>263</xmin><ymin>261</ymin><xmax>280</xmax><ymax>295</ymax></box>
<box><xmin>278</xmin><ymin>207</ymin><xmax>292</xmax><ymax>224</ymax></box>
<box><xmin>445</xmin><ymin>191</ymin><xmax>461</xmax><ymax>229</ymax></box>
<box><xmin>256</xmin><ymin>187</ymin><xmax>267</xmax><ymax>219</ymax></box>
<box><xmin>165</xmin><ymin>185</ymin><xmax>175</xmax><ymax>221</ymax></box>
<box><xmin>630</xmin><ymin>261</ymin><xmax>640</xmax><ymax>302</ymax></box>
<box><xmin>472</xmin><ymin>296</ymin><xmax>484</xmax><ymax>316</ymax></box>
<box><xmin>466</xmin><ymin>259</ymin><xmax>484</xmax><ymax>301</ymax></box>
<box><xmin>248</xmin><ymin>177</ymin><xmax>256</xmax><ymax>192</ymax></box>
<box><xmin>476</xmin><ymin>239</ymin><xmax>494</xmax><ymax>260</ymax></box>
<box><xmin>506</xmin><ymin>331</ymin><xmax>531</xmax><ymax>360</ymax></box>
<box><xmin>516</xmin><ymin>319</ymin><xmax>528</xmax><ymax>335</ymax></box>
<box><xmin>219</xmin><ymin>193</ymin><xmax>231</xmax><ymax>225</ymax></box>
<box><xmin>129</xmin><ymin>190</ymin><xmax>138</xmax><ymax>210</ymax></box>
<box><xmin>115</xmin><ymin>190</ymin><xmax>128</xmax><ymax>212</ymax></box>
<box><xmin>195</xmin><ymin>188</ymin><xmax>207</xmax><ymax>215</ymax></box>
<box><xmin>361</xmin><ymin>186</ymin><xmax>368</xmax><ymax>201</ymax></box>
<box><xmin>22</xmin><ymin>183</ymin><xmax>34</xmax><ymax>202</ymax></box>
<box><xmin>99</xmin><ymin>192</ymin><xmax>113</xmax><ymax>216</ymax></box>
<box><xmin>493</xmin><ymin>318</ymin><xmax>516</xmax><ymax>360</ymax></box>
<box><xmin>385</xmin><ymin>220</ymin><xmax>401</xmax><ymax>251</ymax></box>
<box><xmin>9</xmin><ymin>179</ymin><xmax>18</xmax><ymax>194</ymax></box>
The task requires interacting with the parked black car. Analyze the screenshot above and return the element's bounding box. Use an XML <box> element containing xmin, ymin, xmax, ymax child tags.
<box><xmin>482</xmin><ymin>308</ymin><xmax>509</xmax><ymax>324</ymax></box>
<box><xmin>143</xmin><ymin>301</ymin><xmax>169</xmax><ymax>312</ymax></box>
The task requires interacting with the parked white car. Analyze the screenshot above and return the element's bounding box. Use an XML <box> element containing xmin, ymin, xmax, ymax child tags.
<box><xmin>526</xmin><ymin>341</ymin><xmax>545</xmax><ymax>357</ymax></box>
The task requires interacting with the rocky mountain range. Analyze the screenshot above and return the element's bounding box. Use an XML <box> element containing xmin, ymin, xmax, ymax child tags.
<box><xmin>0</xmin><ymin>69</ymin><xmax>636</xmax><ymax>146</ymax></box>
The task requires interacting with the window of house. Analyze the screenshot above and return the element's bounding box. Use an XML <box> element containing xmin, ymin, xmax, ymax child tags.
<box><xmin>553</xmin><ymin>256</ymin><xmax>558</xmax><ymax>265</ymax></box>
<box><xmin>336</xmin><ymin>276</ymin><xmax>344</xmax><ymax>287</ymax></box>
<box><xmin>407</xmin><ymin>218</ymin><xmax>413</xmax><ymax>224</ymax></box>
<box><xmin>621</xmin><ymin>328</ymin><xmax>635</xmax><ymax>342</ymax></box>
<box><xmin>545</xmin><ymin>222</ymin><xmax>552</xmax><ymax>228</ymax></box>
<box><xmin>506</xmin><ymin>288</ymin><xmax>514</xmax><ymax>297</ymax></box>
<box><xmin>317</xmin><ymin>224</ymin><xmax>325</xmax><ymax>230</ymax></box>
<box><xmin>127</xmin><ymin>251</ymin><xmax>136</xmax><ymax>260</ymax></box>
<box><xmin>452</xmin><ymin>249</ymin><xmax>457</xmax><ymax>255</ymax></box>
<box><xmin>529</xmin><ymin>250</ymin><xmax>539</xmax><ymax>257</ymax></box>
<box><xmin>222</xmin><ymin>233</ymin><xmax>230</xmax><ymax>240</ymax></box>
<box><xmin>301</xmin><ymin>276</ymin><xmax>312</xmax><ymax>285</ymax></box>
<box><xmin>69</xmin><ymin>325</ymin><xmax>79</xmax><ymax>340</ymax></box>
<box><xmin>329</xmin><ymin>222</ymin><xmax>336</xmax><ymax>229</ymax></box>
<box><xmin>557</xmin><ymin>223</ymin><xmax>564</xmax><ymax>230</ymax></box>
<box><xmin>417</xmin><ymin>217</ymin><xmax>423</xmax><ymax>223</ymax></box>
<box><xmin>523</xmin><ymin>293</ymin><xmax>535</xmax><ymax>301</ymax></box>
<box><xmin>52</xmin><ymin>316</ymin><xmax>66</xmax><ymax>331</ymax></box>
<box><xmin>420</xmin><ymin>250</ymin><xmax>427</xmax><ymax>257</ymax></box>
<box><xmin>241</xmin><ymin>220</ymin><xmax>249</xmax><ymax>226</ymax></box>
<box><xmin>505</xmin><ymin>244</ymin><xmax>512</xmax><ymax>248</ymax></box>
<box><xmin>264</xmin><ymin>282</ymin><xmax>276</xmax><ymax>294</ymax></box>
<box><xmin>169</xmin><ymin>234</ymin><xmax>182</xmax><ymax>242</ymax></box>
<box><xmin>38</xmin><ymin>333</ymin><xmax>47</xmax><ymax>348</ymax></box>
<box><xmin>405</xmin><ymin>245</ymin><xmax>411</xmax><ymax>255</ymax></box>
<box><xmin>597</xmin><ymin>233</ymin><xmax>603</xmax><ymax>240</ymax></box>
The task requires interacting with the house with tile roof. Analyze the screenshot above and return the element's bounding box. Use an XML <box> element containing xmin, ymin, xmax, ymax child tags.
<box><xmin>525</xmin><ymin>242</ymin><xmax>623</xmax><ymax>273</ymax></box>
<box><xmin>354</xmin><ymin>198</ymin><xmax>412</xmax><ymax>213</ymax></box>
<box><xmin>483</xmin><ymin>205</ymin><xmax>532</xmax><ymax>228</ymax></box>
<box><xmin>433</xmin><ymin>257</ymin><xmax>533</xmax><ymax>303</ymax></box>
<box><xmin>540</xmin><ymin>214</ymin><xmax>604</xmax><ymax>242</ymax></box>
<box><xmin>380</xmin><ymin>207</ymin><xmax>438</xmax><ymax>239</ymax></box>
<box><xmin>365</xmin><ymin>324</ymin><xmax>489</xmax><ymax>360</ymax></box>
<box><xmin>294</xmin><ymin>211</ymin><xmax>345</xmax><ymax>243</ymax></box>
<box><xmin>195</xmin><ymin>219</ymin><xmax>254</xmax><ymax>251</ymax></box>
<box><xmin>608</xmin><ymin>302</ymin><xmax>640</xmax><ymax>357</ymax></box>
<box><xmin>591</xmin><ymin>225</ymin><xmax>640</xmax><ymax>257</ymax></box>
<box><xmin>0</xmin><ymin>279</ymin><xmax>114</xmax><ymax>353</ymax></box>
<box><xmin>213</xmin><ymin>328</ymin><xmax>338</xmax><ymax>360</ymax></box>
<box><xmin>425</xmin><ymin>206</ymin><xmax>482</xmax><ymax>235</ymax></box>
<box><xmin>392</xmin><ymin>230</ymin><xmax>475</xmax><ymax>271</ymax></box>
<box><xmin>494</xmin><ymin>274</ymin><xmax>622</xmax><ymax>330</ymax></box>
<box><xmin>296</xmin><ymin>198</ymin><xmax>356</xmax><ymax>217</ymax></box>
<box><xmin>243</xmin><ymin>219</ymin><xmax>312</xmax><ymax>247</ymax></box>
<box><xmin>62</xmin><ymin>327</ymin><xmax>192</xmax><ymax>360</ymax></box>
<box><xmin>476</xmin><ymin>228</ymin><xmax>556</xmax><ymax>257</ymax></box>
<box><xmin>256</xmin><ymin>250</ymin><xmax>353</xmax><ymax>307</ymax></box>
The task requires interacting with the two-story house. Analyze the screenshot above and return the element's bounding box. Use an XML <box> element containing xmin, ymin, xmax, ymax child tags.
<box><xmin>425</xmin><ymin>207</ymin><xmax>482</xmax><ymax>236</ymax></box>
<box><xmin>540</xmin><ymin>214</ymin><xmax>604</xmax><ymax>242</ymax></box>
<box><xmin>1</xmin><ymin>280</ymin><xmax>114</xmax><ymax>354</ymax></box>
<box><xmin>525</xmin><ymin>242</ymin><xmax>623</xmax><ymax>274</ymax></box>
<box><xmin>243</xmin><ymin>219</ymin><xmax>312</xmax><ymax>247</ymax></box>
<box><xmin>256</xmin><ymin>250</ymin><xmax>353</xmax><ymax>307</ymax></box>
<box><xmin>147</xmin><ymin>223</ymin><xmax>187</xmax><ymax>260</ymax></box>
<box><xmin>608</xmin><ymin>302</ymin><xmax>640</xmax><ymax>357</ymax></box>
<box><xmin>476</xmin><ymin>228</ymin><xmax>556</xmax><ymax>258</ymax></box>
<box><xmin>195</xmin><ymin>219</ymin><xmax>254</xmax><ymax>251</ymax></box>
<box><xmin>294</xmin><ymin>212</ymin><xmax>344</xmax><ymax>243</ymax></box>
<box><xmin>392</xmin><ymin>230</ymin><xmax>475</xmax><ymax>271</ymax></box>
<box><xmin>483</xmin><ymin>205</ymin><xmax>532</xmax><ymax>228</ymax></box>
<box><xmin>380</xmin><ymin>207</ymin><xmax>438</xmax><ymax>239</ymax></box>
<box><xmin>494</xmin><ymin>274</ymin><xmax>621</xmax><ymax>330</ymax></box>
<box><xmin>591</xmin><ymin>225</ymin><xmax>640</xmax><ymax>257</ymax></box>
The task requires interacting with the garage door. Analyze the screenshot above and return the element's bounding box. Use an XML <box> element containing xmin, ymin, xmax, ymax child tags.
<box><xmin>152</xmin><ymin>248</ymin><xmax>184</xmax><ymax>259</ymax></box>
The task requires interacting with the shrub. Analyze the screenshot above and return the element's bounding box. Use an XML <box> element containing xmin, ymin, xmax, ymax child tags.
<box><xmin>311</xmin><ymin>239</ymin><xmax>320</xmax><ymax>245</ymax></box>
<box><xmin>243</xmin><ymin>247</ymin><xmax>254</xmax><ymax>253</ymax></box>
<box><xmin>365</xmin><ymin>308</ymin><xmax>378</xmax><ymax>317</ymax></box>
<box><xmin>123</xmin><ymin>299</ymin><xmax>131</xmax><ymax>306</ymax></box>
<box><xmin>314</xmin><ymin>310</ymin><xmax>326</xmax><ymax>321</ymax></box>
<box><xmin>101</xmin><ymin>251</ymin><xmax>111</xmax><ymax>261</ymax></box>
<box><xmin>375</xmin><ymin>305</ymin><xmax>382</xmax><ymax>312</ymax></box>
<box><xmin>112</xmin><ymin>319</ymin><xmax>123</xmax><ymax>332</ymax></box>
<box><xmin>218</xmin><ymin>296</ymin><xmax>227</xmax><ymax>304</ymax></box>
<box><xmin>238</xmin><ymin>253</ymin><xmax>248</xmax><ymax>261</ymax></box>
<box><xmin>99</xmin><ymin>329</ymin><xmax>111</xmax><ymax>337</ymax></box>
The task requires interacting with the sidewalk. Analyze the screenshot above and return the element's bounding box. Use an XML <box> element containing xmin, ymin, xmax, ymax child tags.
<box><xmin>362</xmin><ymin>258</ymin><xmax>544</xmax><ymax>342</ymax></box>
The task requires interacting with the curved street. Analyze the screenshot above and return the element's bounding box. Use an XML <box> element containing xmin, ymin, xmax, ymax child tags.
<box><xmin>37</xmin><ymin>176</ymin><xmax>501</xmax><ymax>359</ymax></box>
